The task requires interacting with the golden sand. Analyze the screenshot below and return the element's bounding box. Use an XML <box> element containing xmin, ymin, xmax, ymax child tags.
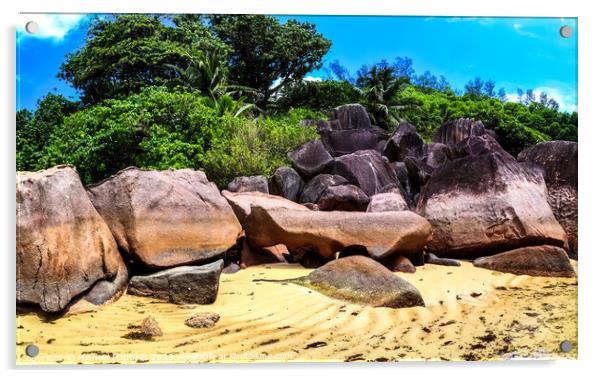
<box><xmin>16</xmin><ymin>261</ymin><xmax>577</xmax><ymax>364</ymax></box>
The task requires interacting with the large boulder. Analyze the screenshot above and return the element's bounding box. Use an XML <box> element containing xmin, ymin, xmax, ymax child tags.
<box><xmin>518</xmin><ymin>141</ymin><xmax>578</xmax><ymax>257</ymax></box>
<box><xmin>473</xmin><ymin>245</ymin><xmax>575</xmax><ymax>278</ymax></box>
<box><xmin>403</xmin><ymin>156</ymin><xmax>434</xmax><ymax>203</ymax></box>
<box><xmin>391</xmin><ymin>162</ymin><xmax>413</xmax><ymax>203</ymax></box>
<box><xmin>245</xmin><ymin>206</ymin><xmax>432</xmax><ymax>260</ymax></box>
<box><xmin>424</xmin><ymin>143</ymin><xmax>452</xmax><ymax>168</ymax></box>
<box><xmin>452</xmin><ymin>134</ymin><xmax>512</xmax><ymax>160</ymax></box>
<box><xmin>221</xmin><ymin>190</ymin><xmax>309</xmax><ymax>226</ymax></box>
<box><xmin>299</xmin><ymin>256</ymin><xmax>425</xmax><ymax>308</ymax></box>
<box><xmin>227</xmin><ymin>175</ymin><xmax>269</xmax><ymax>193</ymax></box>
<box><xmin>416</xmin><ymin>152</ymin><xmax>567</xmax><ymax>258</ymax></box>
<box><xmin>128</xmin><ymin>260</ymin><xmax>223</xmax><ymax>304</ymax></box>
<box><xmin>87</xmin><ymin>168</ymin><xmax>241</xmax><ymax>269</ymax></box>
<box><xmin>383</xmin><ymin>121</ymin><xmax>425</xmax><ymax>162</ymax></box>
<box><xmin>321</xmin><ymin>129</ymin><xmax>379</xmax><ymax>157</ymax></box>
<box><xmin>317</xmin><ymin>184</ymin><xmax>370</xmax><ymax>211</ymax></box>
<box><xmin>288</xmin><ymin>140</ymin><xmax>334</xmax><ymax>179</ymax></box>
<box><xmin>367</xmin><ymin>191</ymin><xmax>409</xmax><ymax>212</ymax></box>
<box><xmin>330</xmin><ymin>150</ymin><xmax>400</xmax><ymax>196</ymax></box>
<box><xmin>299</xmin><ymin>174</ymin><xmax>349</xmax><ymax>204</ymax></box>
<box><xmin>268</xmin><ymin>167</ymin><xmax>304</xmax><ymax>202</ymax></box>
<box><xmin>433</xmin><ymin>118</ymin><xmax>486</xmax><ymax>145</ymax></box>
<box><xmin>17</xmin><ymin>166</ymin><xmax>127</xmax><ymax>313</ymax></box>
<box><xmin>329</xmin><ymin>103</ymin><xmax>372</xmax><ymax>130</ymax></box>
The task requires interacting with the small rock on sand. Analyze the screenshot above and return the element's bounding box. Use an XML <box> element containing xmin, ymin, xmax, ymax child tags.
<box><xmin>185</xmin><ymin>312</ymin><xmax>220</xmax><ymax>328</ymax></box>
<box><xmin>300</xmin><ymin>255</ymin><xmax>425</xmax><ymax>308</ymax></box>
<box><xmin>141</xmin><ymin>316</ymin><xmax>163</xmax><ymax>337</ymax></box>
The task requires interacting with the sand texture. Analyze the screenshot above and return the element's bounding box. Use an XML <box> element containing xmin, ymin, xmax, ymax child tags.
<box><xmin>16</xmin><ymin>261</ymin><xmax>577</xmax><ymax>364</ymax></box>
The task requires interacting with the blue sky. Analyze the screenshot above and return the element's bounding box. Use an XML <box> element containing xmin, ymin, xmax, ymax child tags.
<box><xmin>17</xmin><ymin>15</ymin><xmax>577</xmax><ymax>112</ymax></box>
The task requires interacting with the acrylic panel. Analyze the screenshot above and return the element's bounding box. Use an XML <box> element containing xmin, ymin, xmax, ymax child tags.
<box><xmin>16</xmin><ymin>14</ymin><xmax>578</xmax><ymax>364</ymax></box>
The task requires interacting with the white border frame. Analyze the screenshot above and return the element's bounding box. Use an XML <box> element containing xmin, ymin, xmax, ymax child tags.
<box><xmin>2</xmin><ymin>1</ymin><xmax>600</xmax><ymax>377</ymax></box>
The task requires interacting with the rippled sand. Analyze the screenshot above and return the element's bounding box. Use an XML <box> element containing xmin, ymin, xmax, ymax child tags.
<box><xmin>16</xmin><ymin>261</ymin><xmax>577</xmax><ymax>364</ymax></box>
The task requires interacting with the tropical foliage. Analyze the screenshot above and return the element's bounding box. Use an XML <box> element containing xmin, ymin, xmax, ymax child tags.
<box><xmin>18</xmin><ymin>14</ymin><xmax>577</xmax><ymax>186</ymax></box>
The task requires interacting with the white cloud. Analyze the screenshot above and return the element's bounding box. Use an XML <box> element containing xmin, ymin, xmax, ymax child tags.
<box><xmin>512</xmin><ymin>23</ymin><xmax>539</xmax><ymax>39</ymax></box>
<box><xmin>506</xmin><ymin>86</ymin><xmax>577</xmax><ymax>112</ymax></box>
<box><xmin>303</xmin><ymin>75</ymin><xmax>323</xmax><ymax>82</ymax></box>
<box><xmin>18</xmin><ymin>15</ymin><xmax>87</xmax><ymax>41</ymax></box>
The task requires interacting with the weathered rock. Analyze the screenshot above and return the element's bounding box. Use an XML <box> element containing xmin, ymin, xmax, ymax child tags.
<box><xmin>518</xmin><ymin>141</ymin><xmax>578</xmax><ymax>257</ymax></box>
<box><xmin>403</xmin><ymin>156</ymin><xmax>433</xmax><ymax>202</ymax></box>
<box><xmin>302</xmin><ymin>202</ymin><xmax>320</xmax><ymax>211</ymax></box>
<box><xmin>76</xmin><ymin>261</ymin><xmax>129</xmax><ymax>311</ymax></box>
<box><xmin>222</xmin><ymin>262</ymin><xmax>241</xmax><ymax>274</ymax></box>
<box><xmin>452</xmin><ymin>134</ymin><xmax>511</xmax><ymax>160</ymax></box>
<box><xmin>16</xmin><ymin>166</ymin><xmax>127</xmax><ymax>313</ymax></box>
<box><xmin>288</xmin><ymin>140</ymin><xmax>333</xmax><ymax>179</ymax></box>
<box><xmin>380</xmin><ymin>255</ymin><xmax>416</xmax><ymax>273</ymax></box>
<box><xmin>391</xmin><ymin>162</ymin><xmax>413</xmax><ymax>203</ymax></box>
<box><xmin>240</xmin><ymin>240</ymin><xmax>288</xmax><ymax>268</ymax></box>
<box><xmin>269</xmin><ymin>167</ymin><xmax>304</xmax><ymax>202</ymax></box>
<box><xmin>321</xmin><ymin>129</ymin><xmax>379</xmax><ymax>156</ymax></box>
<box><xmin>330</xmin><ymin>104</ymin><xmax>372</xmax><ymax>130</ymax></box>
<box><xmin>227</xmin><ymin>175</ymin><xmax>269</xmax><ymax>193</ymax></box>
<box><xmin>383</xmin><ymin>121</ymin><xmax>425</xmax><ymax>162</ymax></box>
<box><xmin>87</xmin><ymin>168</ymin><xmax>241</xmax><ymax>269</ymax></box>
<box><xmin>185</xmin><ymin>312</ymin><xmax>220</xmax><ymax>328</ymax></box>
<box><xmin>416</xmin><ymin>152</ymin><xmax>567</xmax><ymax>258</ymax></box>
<box><xmin>317</xmin><ymin>184</ymin><xmax>370</xmax><ymax>211</ymax></box>
<box><xmin>168</xmin><ymin>273</ymin><xmax>221</xmax><ymax>305</ymax></box>
<box><xmin>141</xmin><ymin>316</ymin><xmax>163</xmax><ymax>337</ymax></box>
<box><xmin>330</xmin><ymin>150</ymin><xmax>399</xmax><ymax>196</ymax></box>
<box><xmin>424</xmin><ymin>143</ymin><xmax>452</xmax><ymax>168</ymax></box>
<box><xmin>308</xmin><ymin>119</ymin><xmax>333</xmax><ymax>136</ymax></box>
<box><xmin>299</xmin><ymin>174</ymin><xmax>349</xmax><ymax>204</ymax></box>
<box><xmin>245</xmin><ymin>206</ymin><xmax>432</xmax><ymax>260</ymax></box>
<box><xmin>425</xmin><ymin>253</ymin><xmax>461</xmax><ymax>267</ymax></box>
<box><xmin>485</xmin><ymin>129</ymin><xmax>499</xmax><ymax>141</ymax></box>
<box><xmin>433</xmin><ymin>118</ymin><xmax>486</xmax><ymax>145</ymax></box>
<box><xmin>371</xmin><ymin>125</ymin><xmax>391</xmax><ymax>141</ymax></box>
<box><xmin>299</xmin><ymin>256</ymin><xmax>425</xmax><ymax>308</ymax></box>
<box><xmin>473</xmin><ymin>245</ymin><xmax>576</xmax><ymax>277</ymax></box>
<box><xmin>367</xmin><ymin>192</ymin><xmax>409</xmax><ymax>212</ymax></box>
<box><xmin>128</xmin><ymin>260</ymin><xmax>223</xmax><ymax>304</ymax></box>
<box><xmin>222</xmin><ymin>190</ymin><xmax>309</xmax><ymax>226</ymax></box>
<box><xmin>123</xmin><ymin>316</ymin><xmax>163</xmax><ymax>340</ymax></box>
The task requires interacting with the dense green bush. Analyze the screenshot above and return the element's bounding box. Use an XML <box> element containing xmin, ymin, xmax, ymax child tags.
<box><xmin>202</xmin><ymin>111</ymin><xmax>320</xmax><ymax>187</ymax></box>
<box><xmin>17</xmin><ymin>94</ymin><xmax>79</xmax><ymax>171</ymax></box>
<box><xmin>37</xmin><ymin>87</ymin><xmax>317</xmax><ymax>185</ymax></box>
<box><xmin>397</xmin><ymin>86</ymin><xmax>576</xmax><ymax>155</ymax></box>
<box><xmin>275</xmin><ymin>80</ymin><xmax>362</xmax><ymax>112</ymax></box>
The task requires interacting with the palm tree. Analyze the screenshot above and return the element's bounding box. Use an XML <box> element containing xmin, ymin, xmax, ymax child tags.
<box><xmin>167</xmin><ymin>51</ymin><xmax>260</xmax><ymax>117</ymax></box>
<box><xmin>358</xmin><ymin>65</ymin><xmax>421</xmax><ymax>129</ymax></box>
<box><xmin>167</xmin><ymin>50</ymin><xmax>226</xmax><ymax>99</ymax></box>
<box><xmin>201</xmin><ymin>94</ymin><xmax>256</xmax><ymax>118</ymax></box>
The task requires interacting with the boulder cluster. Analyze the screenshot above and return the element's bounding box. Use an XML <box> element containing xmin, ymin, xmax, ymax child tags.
<box><xmin>16</xmin><ymin>103</ymin><xmax>577</xmax><ymax>313</ymax></box>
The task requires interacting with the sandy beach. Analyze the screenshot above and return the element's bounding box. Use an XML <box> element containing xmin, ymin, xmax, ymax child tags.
<box><xmin>16</xmin><ymin>261</ymin><xmax>577</xmax><ymax>364</ymax></box>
